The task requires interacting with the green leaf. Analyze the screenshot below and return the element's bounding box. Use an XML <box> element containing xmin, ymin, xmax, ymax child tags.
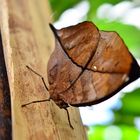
<box><xmin>88</xmin><ymin>125</ymin><xmax>106</xmax><ymax>140</ymax></box>
<box><xmin>114</xmin><ymin>111</ymin><xmax>135</xmax><ymax>125</ymax></box>
<box><xmin>87</xmin><ymin>0</ymin><xmax>123</xmax><ymax>20</ymax></box>
<box><xmin>119</xmin><ymin>88</ymin><xmax>140</xmax><ymax>115</ymax></box>
<box><xmin>88</xmin><ymin>125</ymin><xmax>139</xmax><ymax>140</ymax></box>
<box><xmin>49</xmin><ymin>0</ymin><xmax>82</xmax><ymax>21</ymax></box>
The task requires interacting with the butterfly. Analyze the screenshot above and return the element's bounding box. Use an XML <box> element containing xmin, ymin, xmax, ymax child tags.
<box><xmin>22</xmin><ymin>21</ymin><xmax>140</xmax><ymax>128</ymax></box>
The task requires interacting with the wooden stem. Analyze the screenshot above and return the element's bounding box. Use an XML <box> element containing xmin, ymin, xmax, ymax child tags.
<box><xmin>0</xmin><ymin>0</ymin><xmax>87</xmax><ymax>140</ymax></box>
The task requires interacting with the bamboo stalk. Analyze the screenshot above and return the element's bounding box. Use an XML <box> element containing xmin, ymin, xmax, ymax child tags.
<box><xmin>0</xmin><ymin>0</ymin><xmax>87</xmax><ymax>139</ymax></box>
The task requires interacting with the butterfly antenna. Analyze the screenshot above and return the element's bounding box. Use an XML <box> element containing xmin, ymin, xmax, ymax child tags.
<box><xmin>26</xmin><ymin>65</ymin><xmax>49</xmax><ymax>91</ymax></box>
<box><xmin>21</xmin><ymin>98</ymin><xmax>51</xmax><ymax>107</ymax></box>
<box><xmin>64</xmin><ymin>108</ymin><xmax>74</xmax><ymax>129</ymax></box>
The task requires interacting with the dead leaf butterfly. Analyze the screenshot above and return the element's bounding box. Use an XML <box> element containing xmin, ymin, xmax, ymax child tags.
<box><xmin>22</xmin><ymin>21</ymin><xmax>140</xmax><ymax>128</ymax></box>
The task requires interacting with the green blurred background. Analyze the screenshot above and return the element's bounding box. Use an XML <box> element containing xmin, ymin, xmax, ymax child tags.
<box><xmin>48</xmin><ymin>0</ymin><xmax>140</xmax><ymax>139</ymax></box>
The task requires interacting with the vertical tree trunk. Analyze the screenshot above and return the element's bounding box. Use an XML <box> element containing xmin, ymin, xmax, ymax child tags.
<box><xmin>0</xmin><ymin>34</ymin><xmax>11</xmax><ymax>140</ymax></box>
<box><xmin>0</xmin><ymin>0</ymin><xmax>87</xmax><ymax>140</ymax></box>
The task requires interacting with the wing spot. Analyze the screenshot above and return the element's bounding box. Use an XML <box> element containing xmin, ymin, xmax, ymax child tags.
<box><xmin>93</xmin><ymin>65</ymin><xmax>97</xmax><ymax>71</ymax></box>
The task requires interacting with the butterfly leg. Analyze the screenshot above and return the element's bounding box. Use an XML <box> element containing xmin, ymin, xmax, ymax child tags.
<box><xmin>26</xmin><ymin>65</ymin><xmax>49</xmax><ymax>91</ymax></box>
<box><xmin>21</xmin><ymin>66</ymin><xmax>50</xmax><ymax>107</ymax></box>
<box><xmin>21</xmin><ymin>98</ymin><xmax>51</xmax><ymax>107</ymax></box>
<box><xmin>64</xmin><ymin>108</ymin><xmax>74</xmax><ymax>129</ymax></box>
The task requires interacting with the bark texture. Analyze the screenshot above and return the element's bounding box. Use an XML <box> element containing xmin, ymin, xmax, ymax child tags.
<box><xmin>0</xmin><ymin>0</ymin><xmax>87</xmax><ymax>140</ymax></box>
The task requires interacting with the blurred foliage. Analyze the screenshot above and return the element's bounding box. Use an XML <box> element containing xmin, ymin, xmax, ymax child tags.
<box><xmin>87</xmin><ymin>89</ymin><xmax>140</xmax><ymax>139</ymax></box>
<box><xmin>87</xmin><ymin>0</ymin><xmax>123</xmax><ymax>20</ymax></box>
<box><xmin>49</xmin><ymin>0</ymin><xmax>81</xmax><ymax>21</ymax></box>
<box><xmin>49</xmin><ymin>0</ymin><xmax>125</xmax><ymax>21</ymax></box>
<box><xmin>88</xmin><ymin>125</ymin><xmax>140</xmax><ymax>140</ymax></box>
<box><xmin>112</xmin><ymin>88</ymin><xmax>140</xmax><ymax>125</ymax></box>
<box><xmin>49</xmin><ymin>0</ymin><xmax>140</xmax><ymax>139</ymax></box>
<box><xmin>120</xmin><ymin>88</ymin><xmax>140</xmax><ymax>115</ymax></box>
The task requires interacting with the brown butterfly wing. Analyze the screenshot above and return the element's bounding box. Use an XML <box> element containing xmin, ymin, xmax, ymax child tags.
<box><xmin>58</xmin><ymin>30</ymin><xmax>134</xmax><ymax>106</ymax></box>
<box><xmin>87</xmin><ymin>31</ymin><xmax>132</xmax><ymax>73</ymax></box>
<box><xmin>48</xmin><ymin>22</ymin><xmax>140</xmax><ymax>107</ymax></box>
<box><xmin>56</xmin><ymin>21</ymin><xmax>100</xmax><ymax>67</ymax></box>
<box><xmin>47</xmin><ymin>35</ymin><xmax>81</xmax><ymax>98</ymax></box>
<box><xmin>48</xmin><ymin>22</ymin><xmax>100</xmax><ymax>107</ymax></box>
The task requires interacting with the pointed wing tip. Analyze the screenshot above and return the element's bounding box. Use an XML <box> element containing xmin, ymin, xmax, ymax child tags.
<box><xmin>49</xmin><ymin>23</ymin><xmax>53</xmax><ymax>28</ymax></box>
<box><xmin>49</xmin><ymin>23</ymin><xmax>59</xmax><ymax>37</ymax></box>
<box><xmin>49</xmin><ymin>23</ymin><xmax>56</xmax><ymax>32</ymax></box>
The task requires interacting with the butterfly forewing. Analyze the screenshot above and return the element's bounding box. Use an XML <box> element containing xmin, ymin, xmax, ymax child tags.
<box><xmin>57</xmin><ymin>21</ymin><xmax>100</xmax><ymax>67</ymax></box>
<box><xmin>87</xmin><ymin>31</ymin><xmax>132</xmax><ymax>73</ymax></box>
<box><xmin>48</xmin><ymin>21</ymin><xmax>140</xmax><ymax>108</ymax></box>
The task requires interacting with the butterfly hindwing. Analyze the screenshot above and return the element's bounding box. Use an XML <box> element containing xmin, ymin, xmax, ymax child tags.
<box><xmin>48</xmin><ymin>21</ymin><xmax>140</xmax><ymax>108</ymax></box>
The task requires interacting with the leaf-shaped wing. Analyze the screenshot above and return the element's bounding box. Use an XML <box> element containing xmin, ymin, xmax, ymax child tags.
<box><xmin>87</xmin><ymin>31</ymin><xmax>132</xmax><ymax>73</ymax></box>
<box><xmin>48</xmin><ymin>22</ymin><xmax>140</xmax><ymax>108</ymax></box>
<box><xmin>56</xmin><ymin>21</ymin><xmax>100</xmax><ymax>67</ymax></box>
